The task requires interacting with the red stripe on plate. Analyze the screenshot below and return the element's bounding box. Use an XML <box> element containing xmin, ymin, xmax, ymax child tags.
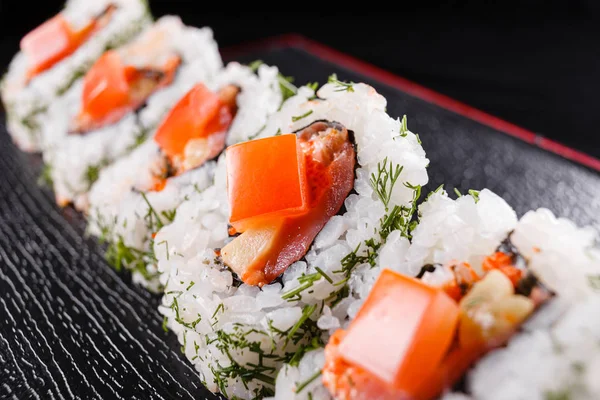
<box><xmin>223</xmin><ymin>34</ymin><xmax>600</xmax><ymax>172</ymax></box>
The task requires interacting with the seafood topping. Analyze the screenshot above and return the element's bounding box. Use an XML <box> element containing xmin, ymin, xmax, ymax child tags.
<box><xmin>21</xmin><ymin>5</ymin><xmax>116</xmax><ymax>81</ymax></box>
<box><xmin>222</xmin><ymin>121</ymin><xmax>355</xmax><ymax>286</ymax></box>
<box><xmin>70</xmin><ymin>50</ymin><xmax>180</xmax><ymax>134</ymax></box>
<box><xmin>153</xmin><ymin>83</ymin><xmax>238</xmax><ymax>178</ymax></box>
<box><xmin>323</xmin><ymin>264</ymin><xmax>540</xmax><ymax>400</ymax></box>
<box><xmin>323</xmin><ymin>269</ymin><xmax>459</xmax><ymax>400</ymax></box>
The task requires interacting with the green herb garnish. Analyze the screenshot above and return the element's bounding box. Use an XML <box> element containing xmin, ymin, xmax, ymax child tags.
<box><xmin>328</xmin><ymin>73</ymin><xmax>355</xmax><ymax>92</ymax></box>
<box><xmin>291</xmin><ymin>110</ymin><xmax>313</xmax><ymax>122</ymax></box>
<box><xmin>295</xmin><ymin>370</ymin><xmax>322</xmax><ymax>393</ymax></box>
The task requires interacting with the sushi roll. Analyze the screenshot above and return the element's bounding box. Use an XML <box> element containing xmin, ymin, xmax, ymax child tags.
<box><xmin>155</xmin><ymin>78</ymin><xmax>429</xmax><ymax>398</ymax></box>
<box><xmin>1</xmin><ymin>0</ymin><xmax>151</xmax><ymax>152</ymax></box>
<box><xmin>315</xmin><ymin>189</ymin><xmax>600</xmax><ymax>400</ymax></box>
<box><xmin>86</xmin><ymin>62</ymin><xmax>284</xmax><ymax>290</ymax></box>
<box><xmin>41</xmin><ymin>16</ymin><xmax>222</xmax><ymax>208</ymax></box>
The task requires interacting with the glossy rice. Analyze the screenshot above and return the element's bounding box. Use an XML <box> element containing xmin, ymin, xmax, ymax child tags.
<box><xmin>41</xmin><ymin>16</ymin><xmax>222</xmax><ymax>208</ymax></box>
<box><xmin>1</xmin><ymin>0</ymin><xmax>151</xmax><ymax>152</ymax></box>
<box><xmin>86</xmin><ymin>63</ymin><xmax>283</xmax><ymax>290</ymax></box>
<box><xmin>155</xmin><ymin>82</ymin><xmax>429</xmax><ymax>399</ymax></box>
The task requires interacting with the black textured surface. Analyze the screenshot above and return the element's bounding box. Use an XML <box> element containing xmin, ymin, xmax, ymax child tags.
<box><xmin>1</xmin><ymin>42</ymin><xmax>599</xmax><ymax>399</ymax></box>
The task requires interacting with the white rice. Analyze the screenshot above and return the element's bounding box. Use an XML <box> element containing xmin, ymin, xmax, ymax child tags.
<box><xmin>155</xmin><ymin>81</ymin><xmax>429</xmax><ymax>399</ymax></box>
<box><xmin>41</xmin><ymin>16</ymin><xmax>222</xmax><ymax>207</ymax></box>
<box><xmin>459</xmin><ymin>209</ymin><xmax>600</xmax><ymax>400</ymax></box>
<box><xmin>86</xmin><ymin>63</ymin><xmax>282</xmax><ymax>290</ymax></box>
<box><xmin>376</xmin><ymin>190</ymin><xmax>600</xmax><ymax>400</ymax></box>
<box><xmin>1</xmin><ymin>0</ymin><xmax>151</xmax><ymax>152</ymax></box>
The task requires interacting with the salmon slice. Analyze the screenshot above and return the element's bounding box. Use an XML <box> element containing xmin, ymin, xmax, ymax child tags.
<box><xmin>322</xmin><ymin>269</ymin><xmax>459</xmax><ymax>400</ymax></box>
<box><xmin>21</xmin><ymin>5</ymin><xmax>116</xmax><ymax>82</ymax></box>
<box><xmin>154</xmin><ymin>83</ymin><xmax>238</xmax><ymax>177</ymax></box>
<box><xmin>221</xmin><ymin>121</ymin><xmax>355</xmax><ymax>286</ymax></box>
<box><xmin>70</xmin><ymin>51</ymin><xmax>181</xmax><ymax>134</ymax></box>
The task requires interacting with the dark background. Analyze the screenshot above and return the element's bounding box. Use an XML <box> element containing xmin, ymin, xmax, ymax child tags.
<box><xmin>1</xmin><ymin>1</ymin><xmax>599</xmax><ymax>158</ymax></box>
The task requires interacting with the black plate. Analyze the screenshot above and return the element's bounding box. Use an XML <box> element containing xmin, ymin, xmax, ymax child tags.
<box><xmin>1</xmin><ymin>36</ymin><xmax>599</xmax><ymax>399</ymax></box>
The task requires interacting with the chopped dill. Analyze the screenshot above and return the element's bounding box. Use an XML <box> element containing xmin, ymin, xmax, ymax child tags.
<box><xmin>468</xmin><ymin>189</ymin><xmax>481</xmax><ymax>203</ymax></box>
<box><xmin>161</xmin><ymin>208</ymin><xmax>177</xmax><ymax>223</ymax></box>
<box><xmin>291</xmin><ymin>110</ymin><xmax>313</xmax><ymax>122</ymax></box>
<box><xmin>193</xmin><ymin>183</ymin><xmax>205</xmax><ymax>194</ymax></box>
<box><xmin>426</xmin><ymin>184</ymin><xmax>445</xmax><ymax>200</ymax></box>
<box><xmin>544</xmin><ymin>389</ymin><xmax>571</xmax><ymax>400</ymax></box>
<box><xmin>328</xmin><ymin>73</ymin><xmax>355</xmax><ymax>92</ymax></box>
<box><xmin>306</xmin><ymin>82</ymin><xmax>319</xmax><ymax>91</ymax></box>
<box><xmin>170</xmin><ymin>297</ymin><xmax>202</xmax><ymax>330</ymax></box>
<box><xmin>415</xmin><ymin>133</ymin><xmax>422</xmax><ymax>145</ymax></box>
<box><xmin>588</xmin><ymin>274</ymin><xmax>600</xmax><ymax>291</ymax></box>
<box><xmin>211</xmin><ymin>303</ymin><xmax>225</xmax><ymax>320</ymax></box>
<box><xmin>157</xmin><ymin>240</ymin><xmax>169</xmax><ymax>260</ymax></box>
<box><xmin>281</xmin><ymin>270</ymin><xmax>325</xmax><ymax>302</ymax></box>
<box><xmin>396</xmin><ymin>115</ymin><xmax>408</xmax><ymax>138</ymax></box>
<box><xmin>286</xmin><ymin>304</ymin><xmax>317</xmax><ymax>345</ymax></box>
<box><xmin>20</xmin><ymin>104</ymin><xmax>48</xmax><ymax>134</ymax></box>
<box><xmin>314</xmin><ymin>266</ymin><xmax>333</xmax><ymax>283</ymax></box>
<box><xmin>84</xmin><ymin>159</ymin><xmax>110</xmax><ymax>187</ymax></box>
<box><xmin>295</xmin><ymin>370</ymin><xmax>322</xmax><ymax>393</ymax></box>
<box><xmin>370</xmin><ymin>157</ymin><xmax>403</xmax><ymax>210</ymax></box>
<box><xmin>454</xmin><ymin>188</ymin><xmax>463</xmax><ymax>197</ymax></box>
<box><xmin>38</xmin><ymin>163</ymin><xmax>53</xmax><ymax>187</ymax></box>
<box><xmin>248</xmin><ymin>124</ymin><xmax>266</xmax><ymax>140</ymax></box>
<box><xmin>162</xmin><ymin>316</ymin><xmax>169</xmax><ymax>332</ymax></box>
<box><xmin>278</xmin><ymin>74</ymin><xmax>297</xmax><ymax>103</ymax></box>
<box><xmin>56</xmin><ymin>63</ymin><xmax>90</xmax><ymax>96</ymax></box>
<box><xmin>248</xmin><ymin>60</ymin><xmax>263</xmax><ymax>72</ymax></box>
<box><xmin>181</xmin><ymin>330</ymin><xmax>187</xmax><ymax>354</ymax></box>
<box><xmin>105</xmin><ymin>235</ymin><xmax>155</xmax><ymax>277</ymax></box>
<box><xmin>141</xmin><ymin>192</ymin><xmax>165</xmax><ymax>231</ymax></box>
<box><xmin>186</xmin><ymin>281</ymin><xmax>195</xmax><ymax>291</ymax></box>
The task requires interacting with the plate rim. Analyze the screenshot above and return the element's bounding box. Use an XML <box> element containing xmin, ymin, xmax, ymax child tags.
<box><xmin>222</xmin><ymin>33</ymin><xmax>600</xmax><ymax>173</ymax></box>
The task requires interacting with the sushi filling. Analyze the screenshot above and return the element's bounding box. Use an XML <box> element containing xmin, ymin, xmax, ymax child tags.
<box><xmin>322</xmin><ymin>236</ymin><xmax>551</xmax><ymax>400</ymax></box>
<box><xmin>150</xmin><ymin>83</ymin><xmax>240</xmax><ymax>190</ymax></box>
<box><xmin>221</xmin><ymin>120</ymin><xmax>356</xmax><ymax>286</ymax></box>
<box><xmin>70</xmin><ymin>50</ymin><xmax>181</xmax><ymax>134</ymax></box>
<box><xmin>21</xmin><ymin>4</ymin><xmax>117</xmax><ymax>82</ymax></box>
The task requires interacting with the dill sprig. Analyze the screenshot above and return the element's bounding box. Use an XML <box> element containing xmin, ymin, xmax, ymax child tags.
<box><xmin>468</xmin><ymin>189</ymin><xmax>480</xmax><ymax>203</ymax></box>
<box><xmin>208</xmin><ymin>324</ymin><xmax>277</xmax><ymax>397</ymax></box>
<box><xmin>84</xmin><ymin>159</ymin><xmax>110</xmax><ymax>187</ymax></box>
<box><xmin>295</xmin><ymin>370</ymin><xmax>322</xmax><ymax>393</ymax></box>
<box><xmin>328</xmin><ymin>73</ymin><xmax>355</xmax><ymax>92</ymax></box>
<box><xmin>141</xmin><ymin>192</ymin><xmax>165</xmax><ymax>231</ymax></box>
<box><xmin>370</xmin><ymin>157</ymin><xmax>403</xmax><ymax>210</ymax></box>
<box><xmin>281</xmin><ymin>270</ymin><xmax>325</xmax><ymax>302</ymax></box>
<box><xmin>306</xmin><ymin>82</ymin><xmax>319</xmax><ymax>92</ymax></box>
<box><xmin>20</xmin><ymin>104</ymin><xmax>48</xmax><ymax>134</ymax></box>
<box><xmin>248</xmin><ymin>59</ymin><xmax>263</xmax><ymax>72</ymax></box>
<box><xmin>426</xmin><ymin>184</ymin><xmax>445</xmax><ymax>201</ymax></box>
<box><xmin>105</xmin><ymin>235</ymin><xmax>157</xmax><ymax>278</ymax></box>
<box><xmin>278</xmin><ymin>74</ymin><xmax>297</xmax><ymax>103</ymax></box>
<box><xmin>370</xmin><ymin>158</ymin><xmax>422</xmax><ymax>240</ymax></box>
<box><xmin>170</xmin><ymin>297</ymin><xmax>202</xmax><ymax>330</ymax></box>
<box><xmin>286</xmin><ymin>304</ymin><xmax>317</xmax><ymax>346</ymax></box>
<box><xmin>38</xmin><ymin>163</ymin><xmax>53</xmax><ymax>187</ymax></box>
<box><xmin>291</xmin><ymin>110</ymin><xmax>313</xmax><ymax>122</ymax></box>
<box><xmin>396</xmin><ymin>115</ymin><xmax>408</xmax><ymax>138</ymax></box>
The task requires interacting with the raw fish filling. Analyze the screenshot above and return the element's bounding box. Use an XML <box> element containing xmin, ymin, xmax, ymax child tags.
<box><xmin>152</xmin><ymin>83</ymin><xmax>239</xmax><ymax>183</ymax></box>
<box><xmin>21</xmin><ymin>4</ymin><xmax>117</xmax><ymax>81</ymax></box>
<box><xmin>323</xmin><ymin>242</ymin><xmax>551</xmax><ymax>400</ymax></box>
<box><xmin>71</xmin><ymin>49</ymin><xmax>181</xmax><ymax>134</ymax></box>
<box><xmin>222</xmin><ymin>120</ymin><xmax>356</xmax><ymax>286</ymax></box>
